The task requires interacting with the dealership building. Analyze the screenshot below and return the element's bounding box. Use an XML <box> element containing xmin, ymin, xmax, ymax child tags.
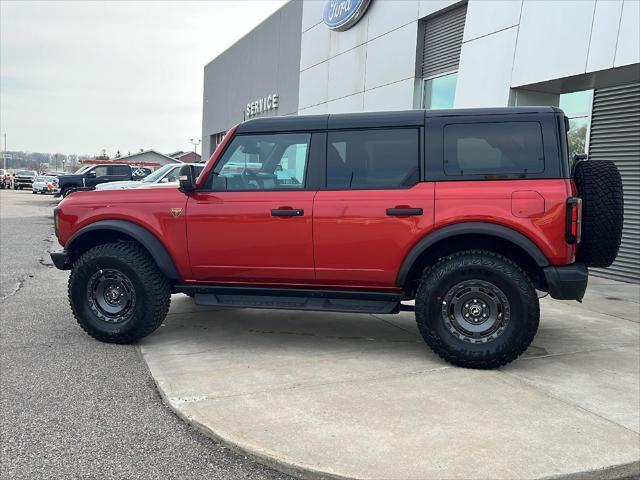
<box><xmin>202</xmin><ymin>0</ymin><xmax>640</xmax><ymax>283</ymax></box>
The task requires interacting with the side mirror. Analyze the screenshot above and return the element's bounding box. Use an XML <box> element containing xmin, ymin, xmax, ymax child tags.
<box><xmin>86</xmin><ymin>171</ymin><xmax>96</xmax><ymax>178</ymax></box>
<box><xmin>179</xmin><ymin>165</ymin><xmax>197</xmax><ymax>192</ymax></box>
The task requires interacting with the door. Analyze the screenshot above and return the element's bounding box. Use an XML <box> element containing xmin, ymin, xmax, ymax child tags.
<box><xmin>313</xmin><ymin>128</ymin><xmax>435</xmax><ymax>288</ymax></box>
<box><xmin>187</xmin><ymin>131</ymin><xmax>318</xmax><ymax>284</ymax></box>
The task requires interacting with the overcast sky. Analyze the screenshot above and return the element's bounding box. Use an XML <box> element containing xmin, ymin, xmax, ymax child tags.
<box><xmin>0</xmin><ymin>0</ymin><xmax>286</xmax><ymax>156</ymax></box>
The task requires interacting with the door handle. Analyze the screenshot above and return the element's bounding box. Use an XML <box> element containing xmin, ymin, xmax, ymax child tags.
<box><xmin>386</xmin><ymin>207</ymin><xmax>423</xmax><ymax>216</ymax></box>
<box><xmin>271</xmin><ymin>208</ymin><xmax>304</xmax><ymax>217</ymax></box>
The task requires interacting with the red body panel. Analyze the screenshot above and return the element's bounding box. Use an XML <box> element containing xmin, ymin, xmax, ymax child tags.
<box><xmin>313</xmin><ymin>184</ymin><xmax>435</xmax><ymax>287</ymax></box>
<box><xmin>56</xmin><ymin>186</ymin><xmax>193</xmax><ymax>280</ymax></box>
<box><xmin>186</xmin><ymin>191</ymin><xmax>315</xmax><ymax>283</ymax></box>
<box><xmin>434</xmin><ymin>179</ymin><xmax>575</xmax><ymax>265</ymax></box>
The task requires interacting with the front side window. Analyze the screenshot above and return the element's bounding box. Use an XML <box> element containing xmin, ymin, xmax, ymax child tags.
<box><xmin>327</xmin><ymin>129</ymin><xmax>419</xmax><ymax>189</ymax></box>
<box><xmin>92</xmin><ymin>166</ymin><xmax>109</xmax><ymax>177</ymax></box>
<box><xmin>212</xmin><ymin>133</ymin><xmax>310</xmax><ymax>190</ymax></box>
<box><xmin>444</xmin><ymin>122</ymin><xmax>544</xmax><ymax>176</ymax></box>
<box><xmin>423</xmin><ymin>72</ymin><xmax>457</xmax><ymax>110</ymax></box>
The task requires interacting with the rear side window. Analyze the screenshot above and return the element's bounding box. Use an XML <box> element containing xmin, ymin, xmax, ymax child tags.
<box><xmin>110</xmin><ymin>165</ymin><xmax>130</xmax><ymax>176</ymax></box>
<box><xmin>443</xmin><ymin>122</ymin><xmax>544</xmax><ymax>176</ymax></box>
<box><xmin>327</xmin><ymin>129</ymin><xmax>419</xmax><ymax>189</ymax></box>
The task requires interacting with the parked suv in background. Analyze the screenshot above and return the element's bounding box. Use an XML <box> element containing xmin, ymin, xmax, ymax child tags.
<box><xmin>56</xmin><ymin>164</ymin><xmax>152</xmax><ymax>197</ymax></box>
<box><xmin>95</xmin><ymin>163</ymin><xmax>203</xmax><ymax>191</ymax></box>
<box><xmin>13</xmin><ymin>170</ymin><xmax>37</xmax><ymax>190</ymax></box>
<box><xmin>50</xmin><ymin>108</ymin><xmax>623</xmax><ymax>369</ymax></box>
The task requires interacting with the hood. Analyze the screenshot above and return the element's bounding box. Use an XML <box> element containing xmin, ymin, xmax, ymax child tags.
<box><xmin>95</xmin><ymin>180</ymin><xmax>142</xmax><ymax>191</ymax></box>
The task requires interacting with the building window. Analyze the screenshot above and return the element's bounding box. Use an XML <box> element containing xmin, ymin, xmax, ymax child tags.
<box><xmin>423</xmin><ymin>72</ymin><xmax>458</xmax><ymax>110</ymax></box>
<box><xmin>210</xmin><ymin>131</ymin><xmax>227</xmax><ymax>156</ymax></box>
<box><xmin>559</xmin><ymin>90</ymin><xmax>592</xmax><ymax>163</ymax></box>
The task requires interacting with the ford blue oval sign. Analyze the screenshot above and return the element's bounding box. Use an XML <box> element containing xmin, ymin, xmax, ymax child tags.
<box><xmin>323</xmin><ymin>0</ymin><xmax>372</xmax><ymax>32</ymax></box>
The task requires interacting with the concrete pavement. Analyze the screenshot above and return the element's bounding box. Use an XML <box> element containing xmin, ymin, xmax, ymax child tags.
<box><xmin>141</xmin><ymin>277</ymin><xmax>640</xmax><ymax>479</ymax></box>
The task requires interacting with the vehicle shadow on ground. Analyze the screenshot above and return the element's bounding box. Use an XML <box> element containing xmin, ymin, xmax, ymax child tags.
<box><xmin>152</xmin><ymin>294</ymin><xmax>638</xmax><ymax>364</ymax></box>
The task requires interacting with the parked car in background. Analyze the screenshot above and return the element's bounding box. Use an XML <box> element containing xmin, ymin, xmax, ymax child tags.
<box><xmin>56</xmin><ymin>164</ymin><xmax>153</xmax><ymax>197</ymax></box>
<box><xmin>95</xmin><ymin>163</ymin><xmax>203</xmax><ymax>191</ymax></box>
<box><xmin>13</xmin><ymin>170</ymin><xmax>37</xmax><ymax>190</ymax></box>
<box><xmin>0</xmin><ymin>169</ymin><xmax>7</xmax><ymax>189</ymax></box>
<box><xmin>32</xmin><ymin>175</ymin><xmax>60</xmax><ymax>195</ymax></box>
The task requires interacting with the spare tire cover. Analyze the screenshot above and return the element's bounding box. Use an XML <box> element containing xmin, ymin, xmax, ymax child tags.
<box><xmin>574</xmin><ymin>160</ymin><xmax>623</xmax><ymax>268</ymax></box>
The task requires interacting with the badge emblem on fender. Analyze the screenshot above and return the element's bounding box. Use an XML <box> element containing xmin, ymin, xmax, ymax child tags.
<box><xmin>170</xmin><ymin>208</ymin><xmax>183</xmax><ymax>217</ymax></box>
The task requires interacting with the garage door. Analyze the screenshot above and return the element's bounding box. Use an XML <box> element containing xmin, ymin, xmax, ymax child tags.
<box><xmin>588</xmin><ymin>82</ymin><xmax>640</xmax><ymax>283</ymax></box>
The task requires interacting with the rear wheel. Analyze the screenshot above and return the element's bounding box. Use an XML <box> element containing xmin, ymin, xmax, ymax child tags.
<box><xmin>415</xmin><ymin>250</ymin><xmax>539</xmax><ymax>369</ymax></box>
<box><xmin>68</xmin><ymin>242</ymin><xmax>171</xmax><ymax>343</ymax></box>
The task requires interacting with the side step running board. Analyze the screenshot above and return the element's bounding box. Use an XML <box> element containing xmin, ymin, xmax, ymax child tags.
<box><xmin>175</xmin><ymin>285</ymin><xmax>403</xmax><ymax>314</ymax></box>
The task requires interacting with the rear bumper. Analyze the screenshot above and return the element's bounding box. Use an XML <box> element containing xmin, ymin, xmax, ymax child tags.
<box><xmin>50</xmin><ymin>249</ymin><xmax>71</xmax><ymax>270</ymax></box>
<box><xmin>543</xmin><ymin>263</ymin><xmax>588</xmax><ymax>301</ymax></box>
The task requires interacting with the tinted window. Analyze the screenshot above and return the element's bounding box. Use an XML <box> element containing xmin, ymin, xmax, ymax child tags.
<box><xmin>212</xmin><ymin>133</ymin><xmax>310</xmax><ymax>190</ymax></box>
<box><xmin>110</xmin><ymin>165</ymin><xmax>130</xmax><ymax>176</ymax></box>
<box><xmin>92</xmin><ymin>167</ymin><xmax>109</xmax><ymax>177</ymax></box>
<box><xmin>327</xmin><ymin>129</ymin><xmax>419</xmax><ymax>189</ymax></box>
<box><xmin>444</xmin><ymin>122</ymin><xmax>544</xmax><ymax>176</ymax></box>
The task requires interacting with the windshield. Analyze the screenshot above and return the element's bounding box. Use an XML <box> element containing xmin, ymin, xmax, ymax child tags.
<box><xmin>142</xmin><ymin>164</ymin><xmax>176</xmax><ymax>183</ymax></box>
<box><xmin>17</xmin><ymin>170</ymin><xmax>36</xmax><ymax>176</ymax></box>
<box><xmin>74</xmin><ymin>165</ymin><xmax>90</xmax><ymax>174</ymax></box>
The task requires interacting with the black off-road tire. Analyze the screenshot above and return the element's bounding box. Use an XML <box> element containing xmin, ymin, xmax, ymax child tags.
<box><xmin>68</xmin><ymin>242</ymin><xmax>171</xmax><ymax>343</ymax></box>
<box><xmin>573</xmin><ymin>160</ymin><xmax>623</xmax><ymax>268</ymax></box>
<box><xmin>415</xmin><ymin>250</ymin><xmax>540</xmax><ymax>369</ymax></box>
<box><xmin>61</xmin><ymin>186</ymin><xmax>75</xmax><ymax>198</ymax></box>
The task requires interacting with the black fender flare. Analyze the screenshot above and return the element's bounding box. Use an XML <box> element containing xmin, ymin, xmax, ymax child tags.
<box><xmin>395</xmin><ymin>222</ymin><xmax>550</xmax><ymax>288</ymax></box>
<box><xmin>66</xmin><ymin>220</ymin><xmax>181</xmax><ymax>281</ymax></box>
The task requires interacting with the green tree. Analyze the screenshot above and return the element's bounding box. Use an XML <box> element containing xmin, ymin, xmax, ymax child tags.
<box><xmin>568</xmin><ymin>123</ymin><xmax>587</xmax><ymax>161</ymax></box>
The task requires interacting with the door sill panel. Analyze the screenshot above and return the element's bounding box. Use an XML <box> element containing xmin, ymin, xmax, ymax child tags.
<box><xmin>175</xmin><ymin>285</ymin><xmax>402</xmax><ymax>314</ymax></box>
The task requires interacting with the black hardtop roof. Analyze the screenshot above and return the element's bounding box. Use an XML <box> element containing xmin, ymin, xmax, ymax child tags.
<box><xmin>236</xmin><ymin>107</ymin><xmax>563</xmax><ymax>134</ymax></box>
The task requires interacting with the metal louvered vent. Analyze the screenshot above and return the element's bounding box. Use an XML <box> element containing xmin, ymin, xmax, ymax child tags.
<box><xmin>422</xmin><ymin>4</ymin><xmax>467</xmax><ymax>78</ymax></box>
<box><xmin>588</xmin><ymin>82</ymin><xmax>640</xmax><ymax>283</ymax></box>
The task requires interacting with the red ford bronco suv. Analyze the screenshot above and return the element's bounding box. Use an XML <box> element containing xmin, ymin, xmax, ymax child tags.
<box><xmin>50</xmin><ymin>108</ymin><xmax>624</xmax><ymax>369</ymax></box>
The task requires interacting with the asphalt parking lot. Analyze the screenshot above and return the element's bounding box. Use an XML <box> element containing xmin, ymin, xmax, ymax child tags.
<box><xmin>0</xmin><ymin>189</ymin><xmax>292</xmax><ymax>480</ymax></box>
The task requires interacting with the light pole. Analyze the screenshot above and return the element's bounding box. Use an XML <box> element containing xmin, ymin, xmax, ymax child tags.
<box><xmin>189</xmin><ymin>138</ymin><xmax>201</xmax><ymax>156</ymax></box>
<box><xmin>2</xmin><ymin>133</ymin><xmax>6</xmax><ymax>170</ymax></box>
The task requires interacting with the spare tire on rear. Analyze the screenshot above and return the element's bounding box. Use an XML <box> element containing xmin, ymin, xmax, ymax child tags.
<box><xmin>574</xmin><ymin>160</ymin><xmax>623</xmax><ymax>268</ymax></box>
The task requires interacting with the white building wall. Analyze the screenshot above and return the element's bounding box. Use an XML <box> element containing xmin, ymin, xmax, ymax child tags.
<box><xmin>455</xmin><ymin>0</ymin><xmax>640</xmax><ymax>108</ymax></box>
<box><xmin>299</xmin><ymin>0</ymin><xmax>639</xmax><ymax>114</ymax></box>
<box><xmin>298</xmin><ymin>0</ymin><xmax>460</xmax><ymax>115</ymax></box>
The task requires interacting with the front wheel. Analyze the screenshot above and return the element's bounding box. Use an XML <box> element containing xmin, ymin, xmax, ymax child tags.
<box><xmin>68</xmin><ymin>242</ymin><xmax>171</xmax><ymax>343</ymax></box>
<box><xmin>415</xmin><ymin>250</ymin><xmax>539</xmax><ymax>369</ymax></box>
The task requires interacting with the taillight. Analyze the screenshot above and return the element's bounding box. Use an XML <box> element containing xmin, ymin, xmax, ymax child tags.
<box><xmin>566</xmin><ymin>197</ymin><xmax>582</xmax><ymax>244</ymax></box>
